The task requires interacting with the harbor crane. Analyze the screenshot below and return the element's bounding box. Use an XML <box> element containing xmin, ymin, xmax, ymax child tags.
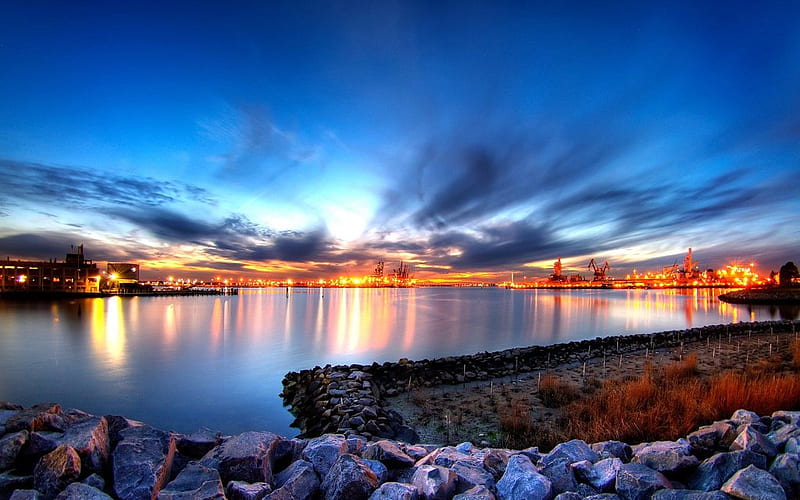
<box><xmin>588</xmin><ymin>258</ymin><xmax>610</xmax><ymax>281</ymax></box>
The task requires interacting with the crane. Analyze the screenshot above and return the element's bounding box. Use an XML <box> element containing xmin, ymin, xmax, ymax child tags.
<box><xmin>588</xmin><ymin>258</ymin><xmax>610</xmax><ymax>281</ymax></box>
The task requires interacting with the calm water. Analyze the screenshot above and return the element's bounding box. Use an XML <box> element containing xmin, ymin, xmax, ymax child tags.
<box><xmin>0</xmin><ymin>287</ymin><xmax>794</xmax><ymax>436</ymax></box>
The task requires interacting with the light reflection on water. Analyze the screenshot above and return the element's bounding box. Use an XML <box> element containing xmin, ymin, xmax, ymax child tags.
<box><xmin>0</xmin><ymin>287</ymin><xmax>795</xmax><ymax>436</ymax></box>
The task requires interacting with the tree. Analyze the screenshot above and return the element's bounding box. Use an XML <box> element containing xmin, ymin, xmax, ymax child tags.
<box><xmin>778</xmin><ymin>261</ymin><xmax>799</xmax><ymax>288</ymax></box>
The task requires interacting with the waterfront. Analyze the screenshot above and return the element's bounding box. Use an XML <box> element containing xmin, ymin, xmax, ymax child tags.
<box><xmin>0</xmin><ymin>287</ymin><xmax>795</xmax><ymax>437</ymax></box>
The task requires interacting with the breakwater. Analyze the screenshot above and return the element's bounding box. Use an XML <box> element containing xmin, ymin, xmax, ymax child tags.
<box><xmin>281</xmin><ymin>320</ymin><xmax>800</xmax><ymax>441</ymax></box>
<box><xmin>1</xmin><ymin>402</ymin><xmax>798</xmax><ymax>499</ymax></box>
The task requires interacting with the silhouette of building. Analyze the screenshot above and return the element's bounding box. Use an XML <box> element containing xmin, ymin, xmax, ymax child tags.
<box><xmin>0</xmin><ymin>244</ymin><xmax>101</xmax><ymax>294</ymax></box>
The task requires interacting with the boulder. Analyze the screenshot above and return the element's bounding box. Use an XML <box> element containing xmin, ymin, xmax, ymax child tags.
<box><xmin>81</xmin><ymin>474</ymin><xmax>104</xmax><ymax>492</ymax></box>
<box><xmin>269</xmin><ymin>459</ymin><xmax>319</xmax><ymax>500</ymax></box>
<box><xmin>686</xmin><ymin>449</ymin><xmax>766</xmax><ymax>491</ymax></box>
<box><xmin>18</xmin><ymin>432</ymin><xmax>60</xmax><ymax>470</ymax></box>
<box><xmin>769</xmin><ymin>453</ymin><xmax>800</xmax><ymax>499</ymax></box>
<box><xmin>720</xmin><ymin>464</ymin><xmax>786</xmax><ymax>500</ymax></box>
<box><xmin>452</xmin><ymin>485</ymin><xmax>495</xmax><ymax>500</ymax></box>
<box><xmin>575</xmin><ymin>457</ymin><xmax>622</xmax><ymax>493</ymax></box>
<box><xmin>553</xmin><ymin>494</ymin><xmax>582</xmax><ymax>500</ymax></box>
<box><xmin>614</xmin><ymin>463</ymin><xmax>672</xmax><ymax>500</ymax></box>
<box><xmin>55</xmin><ymin>417</ymin><xmax>109</xmax><ymax>475</ymax></box>
<box><xmin>5</xmin><ymin>405</ymin><xmax>63</xmax><ymax>434</ymax></box>
<box><xmin>730</xmin><ymin>424</ymin><xmax>778</xmax><ymax>458</ymax></box>
<box><xmin>411</xmin><ymin>465</ymin><xmax>457</xmax><ymax>500</ymax></box>
<box><xmin>112</xmin><ymin>425</ymin><xmax>176</xmax><ymax>500</ymax></box>
<box><xmin>450</xmin><ymin>460</ymin><xmax>495</xmax><ymax>493</ymax></box>
<box><xmin>53</xmin><ymin>483</ymin><xmax>112</xmax><ymax>500</ymax></box>
<box><xmin>363</xmin><ymin>440</ymin><xmax>415</xmax><ymax>469</ymax></box>
<box><xmin>0</xmin><ymin>471</ymin><xmax>34</xmax><ymax>499</ymax></box>
<box><xmin>771</xmin><ymin>410</ymin><xmax>800</xmax><ymax>425</ymax></box>
<box><xmin>651</xmin><ymin>491</ymin><xmax>729</xmax><ymax>500</ymax></box>
<box><xmin>632</xmin><ymin>440</ymin><xmax>699</xmax><ymax>474</ymax></box>
<box><xmin>200</xmin><ymin>431</ymin><xmax>285</xmax><ymax>485</ymax></box>
<box><xmin>368</xmin><ymin>482</ymin><xmax>419</xmax><ymax>500</ymax></box>
<box><xmin>686</xmin><ymin>422</ymin><xmax>736</xmax><ymax>457</ymax></box>
<box><xmin>785</xmin><ymin>437</ymin><xmax>799</xmax><ymax>454</ymax></box>
<box><xmin>176</xmin><ymin>428</ymin><xmax>222</xmax><ymax>459</ymax></box>
<box><xmin>542</xmin><ymin>440</ymin><xmax>598</xmax><ymax>466</ymax></box>
<box><xmin>417</xmin><ymin>448</ymin><xmax>480</xmax><ymax>469</ymax></box>
<box><xmin>538</xmin><ymin>458</ymin><xmax>578</xmax><ymax>494</ymax></box>
<box><xmin>157</xmin><ymin>463</ymin><xmax>225</xmax><ymax>500</ymax></box>
<box><xmin>591</xmin><ymin>441</ymin><xmax>632</xmax><ymax>462</ymax></box>
<box><xmin>730</xmin><ymin>409</ymin><xmax>761</xmax><ymax>426</ymax></box>
<box><xmin>320</xmin><ymin>454</ymin><xmax>379</xmax><ymax>500</ymax></box>
<box><xmin>226</xmin><ymin>481</ymin><xmax>272</xmax><ymax>500</ymax></box>
<box><xmin>347</xmin><ymin>436</ymin><xmax>367</xmax><ymax>456</ymax></box>
<box><xmin>766</xmin><ymin>422</ymin><xmax>800</xmax><ymax>450</ymax></box>
<box><xmin>301</xmin><ymin>434</ymin><xmax>348</xmax><ymax>479</ymax></box>
<box><xmin>0</xmin><ymin>431</ymin><xmax>28</xmax><ymax>471</ymax></box>
<box><xmin>363</xmin><ymin>459</ymin><xmax>389</xmax><ymax>484</ymax></box>
<box><xmin>481</xmin><ymin>449</ymin><xmax>510</xmax><ymax>480</ymax></box>
<box><xmin>9</xmin><ymin>490</ymin><xmax>41</xmax><ymax>500</ymax></box>
<box><xmin>33</xmin><ymin>445</ymin><xmax>81</xmax><ymax>500</ymax></box>
<box><xmin>495</xmin><ymin>455</ymin><xmax>552</xmax><ymax>500</ymax></box>
<box><xmin>103</xmin><ymin>415</ymin><xmax>143</xmax><ymax>449</ymax></box>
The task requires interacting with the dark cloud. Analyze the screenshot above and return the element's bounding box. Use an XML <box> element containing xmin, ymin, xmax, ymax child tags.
<box><xmin>0</xmin><ymin>232</ymin><xmax>153</xmax><ymax>263</ymax></box>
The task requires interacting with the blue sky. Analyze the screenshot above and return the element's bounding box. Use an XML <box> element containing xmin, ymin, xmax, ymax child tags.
<box><xmin>1</xmin><ymin>1</ymin><xmax>798</xmax><ymax>280</ymax></box>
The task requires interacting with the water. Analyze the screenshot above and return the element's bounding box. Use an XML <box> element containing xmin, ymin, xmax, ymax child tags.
<box><xmin>0</xmin><ymin>287</ymin><xmax>794</xmax><ymax>436</ymax></box>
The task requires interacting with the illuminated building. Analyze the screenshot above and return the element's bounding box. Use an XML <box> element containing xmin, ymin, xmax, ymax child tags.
<box><xmin>0</xmin><ymin>245</ymin><xmax>101</xmax><ymax>294</ymax></box>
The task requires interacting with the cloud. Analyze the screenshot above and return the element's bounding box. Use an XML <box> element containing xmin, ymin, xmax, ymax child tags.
<box><xmin>0</xmin><ymin>232</ymin><xmax>153</xmax><ymax>263</ymax></box>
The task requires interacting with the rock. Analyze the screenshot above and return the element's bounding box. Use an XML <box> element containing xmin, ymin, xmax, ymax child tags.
<box><xmin>769</xmin><ymin>453</ymin><xmax>800</xmax><ymax>499</ymax></box>
<box><xmin>538</xmin><ymin>458</ymin><xmax>578</xmax><ymax>494</ymax></box>
<box><xmin>730</xmin><ymin>409</ymin><xmax>761</xmax><ymax>426</ymax></box>
<box><xmin>785</xmin><ymin>437</ymin><xmax>799</xmax><ymax>454</ymax></box>
<box><xmin>363</xmin><ymin>440</ymin><xmax>414</xmax><ymax>468</ymax></box>
<box><xmin>368</xmin><ymin>482</ymin><xmax>419</xmax><ymax>500</ymax></box>
<box><xmin>495</xmin><ymin>454</ymin><xmax>552</xmax><ymax>500</ymax></box>
<box><xmin>269</xmin><ymin>459</ymin><xmax>319</xmax><ymax>500</ymax></box>
<box><xmin>771</xmin><ymin>410</ymin><xmax>800</xmax><ymax>425</ymax></box>
<box><xmin>412</xmin><ymin>465</ymin><xmax>457</xmax><ymax>500</ymax></box>
<box><xmin>614</xmin><ymin>463</ymin><xmax>672</xmax><ymax>500</ymax></box>
<box><xmin>686</xmin><ymin>422</ymin><xmax>736</xmax><ymax>457</ymax></box>
<box><xmin>453</xmin><ymin>485</ymin><xmax>495</xmax><ymax>500</ymax></box>
<box><xmin>177</xmin><ymin>428</ymin><xmax>221</xmax><ymax>459</ymax></box>
<box><xmin>0</xmin><ymin>471</ymin><xmax>34</xmax><ymax>500</ymax></box>
<box><xmin>226</xmin><ymin>481</ymin><xmax>271</xmax><ymax>500</ymax></box>
<box><xmin>721</xmin><ymin>464</ymin><xmax>786</xmax><ymax>500</ymax></box>
<box><xmin>553</xmin><ymin>494</ymin><xmax>582</xmax><ymax>500</ymax></box>
<box><xmin>730</xmin><ymin>424</ymin><xmax>778</xmax><ymax>458</ymax></box>
<box><xmin>575</xmin><ymin>457</ymin><xmax>622</xmax><ymax>493</ymax></box>
<box><xmin>419</xmin><ymin>448</ymin><xmax>481</xmax><ymax>469</ymax></box>
<box><xmin>687</xmin><ymin>449</ymin><xmax>766</xmax><ymax>491</ymax></box>
<box><xmin>403</xmin><ymin>446</ymin><xmax>433</xmax><ymax>462</ymax></box>
<box><xmin>5</xmin><ymin>405</ymin><xmax>63</xmax><ymax>434</ymax></box>
<box><xmin>0</xmin><ymin>431</ymin><xmax>28</xmax><ymax>471</ymax></box>
<box><xmin>112</xmin><ymin>425</ymin><xmax>176</xmax><ymax>500</ymax></box>
<box><xmin>103</xmin><ymin>415</ymin><xmax>142</xmax><ymax>449</ymax></box>
<box><xmin>18</xmin><ymin>432</ymin><xmax>61</xmax><ymax>470</ymax></box>
<box><xmin>200</xmin><ymin>431</ymin><xmax>285</xmax><ymax>485</ymax></box>
<box><xmin>33</xmin><ymin>445</ymin><xmax>81</xmax><ymax>500</ymax></box>
<box><xmin>321</xmin><ymin>454</ymin><xmax>379</xmax><ymax>500</ymax></box>
<box><xmin>156</xmin><ymin>463</ymin><xmax>224</xmax><ymax>500</ymax></box>
<box><xmin>395</xmin><ymin>423</ymin><xmax>420</xmax><ymax>444</ymax></box>
<box><xmin>481</xmin><ymin>449</ymin><xmax>510</xmax><ymax>480</ymax></box>
<box><xmin>450</xmin><ymin>461</ymin><xmax>495</xmax><ymax>493</ymax></box>
<box><xmin>56</xmin><ymin>417</ymin><xmax>109</xmax><ymax>475</ymax></box>
<box><xmin>363</xmin><ymin>459</ymin><xmax>389</xmax><ymax>484</ymax></box>
<box><xmin>9</xmin><ymin>490</ymin><xmax>41</xmax><ymax>500</ymax></box>
<box><xmin>347</xmin><ymin>436</ymin><xmax>368</xmax><ymax>455</ymax></box>
<box><xmin>632</xmin><ymin>440</ymin><xmax>699</xmax><ymax>474</ymax></box>
<box><xmin>81</xmin><ymin>474</ymin><xmax>104</xmax><ymax>492</ymax></box>
<box><xmin>301</xmin><ymin>434</ymin><xmax>349</xmax><ymax>479</ymax></box>
<box><xmin>767</xmin><ymin>422</ymin><xmax>800</xmax><ymax>450</ymax></box>
<box><xmin>53</xmin><ymin>483</ymin><xmax>112</xmax><ymax>500</ymax></box>
<box><xmin>591</xmin><ymin>441</ymin><xmax>632</xmax><ymax>462</ymax></box>
<box><xmin>542</xmin><ymin>440</ymin><xmax>598</xmax><ymax>466</ymax></box>
<box><xmin>651</xmin><ymin>491</ymin><xmax>729</xmax><ymax>500</ymax></box>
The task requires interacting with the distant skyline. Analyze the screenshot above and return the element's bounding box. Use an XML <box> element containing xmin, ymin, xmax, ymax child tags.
<box><xmin>1</xmin><ymin>1</ymin><xmax>798</xmax><ymax>281</ymax></box>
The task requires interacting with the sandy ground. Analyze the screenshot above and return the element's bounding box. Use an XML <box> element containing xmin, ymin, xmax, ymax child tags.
<box><xmin>386</xmin><ymin>327</ymin><xmax>800</xmax><ymax>447</ymax></box>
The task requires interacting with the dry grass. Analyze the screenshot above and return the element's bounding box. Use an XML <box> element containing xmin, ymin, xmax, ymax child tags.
<box><xmin>793</xmin><ymin>340</ymin><xmax>800</xmax><ymax>369</ymax></box>
<box><xmin>539</xmin><ymin>374</ymin><xmax>581</xmax><ymax>407</ymax></box>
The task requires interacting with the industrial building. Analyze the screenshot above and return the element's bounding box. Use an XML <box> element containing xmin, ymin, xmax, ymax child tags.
<box><xmin>0</xmin><ymin>245</ymin><xmax>101</xmax><ymax>295</ymax></box>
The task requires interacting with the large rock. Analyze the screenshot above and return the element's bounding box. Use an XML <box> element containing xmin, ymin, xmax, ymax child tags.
<box><xmin>1</xmin><ymin>472</ymin><xmax>34</xmax><ymax>500</ymax></box>
<box><xmin>495</xmin><ymin>454</ymin><xmax>552</xmax><ymax>500</ymax></box>
<box><xmin>575</xmin><ymin>457</ymin><xmax>622</xmax><ymax>493</ymax></box>
<box><xmin>363</xmin><ymin>440</ymin><xmax>414</xmax><ymax>469</ymax></box>
<box><xmin>769</xmin><ymin>453</ymin><xmax>800</xmax><ymax>499</ymax></box>
<box><xmin>5</xmin><ymin>405</ymin><xmax>63</xmax><ymax>434</ymax></box>
<box><xmin>301</xmin><ymin>434</ymin><xmax>349</xmax><ymax>480</ymax></box>
<box><xmin>363</xmin><ymin>460</ymin><xmax>388</xmax><ymax>484</ymax></box>
<box><xmin>591</xmin><ymin>441</ymin><xmax>632</xmax><ymax>462</ymax></box>
<box><xmin>651</xmin><ymin>491</ymin><xmax>730</xmax><ymax>499</ymax></box>
<box><xmin>614</xmin><ymin>463</ymin><xmax>672</xmax><ymax>500</ymax></box>
<box><xmin>176</xmin><ymin>428</ymin><xmax>222</xmax><ymax>459</ymax></box>
<box><xmin>103</xmin><ymin>415</ymin><xmax>143</xmax><ymax>449</ymax></box>
<box><xmin>542</xmin><ymin>440</ymin><xmax>599</xmax><ymax>466</ymax></box>
<box><xmin>157</xmin><ymin>463</ymin><xmax>225</xmax><ymax>500</ymax></box>
<box><xmin>538</xmin><ymin>459</ymin><xmax>578</xmax><ymax>494</ymax></box>
<box><xmin>686</xmin><ymin>449</ymin><xmax>766</xmax><ymax>491</ymax></box>
<box><xmin>320</xmin><ymin>454</ymin><xmax>379</xmax><ymax>500</ymax></box>
<box><xmin>33</xmin><ymin>445</ymin><xmax>81</xmax><ymax>500</ymax></box>
<box><xmin>481</xmin><ymin>449</ymin><xmax>510</xmax><ymax>480</ymax></box>
<box><xmin>412</xmin><ymin>465</ymin><xmax>457</xmax><ymax>500</ymax></box>
<box><xmin>56</xmin><ymin>417</ymin><xmax>109</xmax><ymax>475</ymax></box>
<box><xmin>687</xmin><ymin>422</ymin><xmax>736</xmax><ymax>457</ymax></box>
<box><xmin>450</xmin><ymin>460</ymin><xmax>495</xmax><ymax>493</ymax></box>
<box><xmin>368</xmin><ymin>482</ymin><xmax>419</xmax><ymax>500</ymax></box>
<box><xmin>226</xmin><ymin>481</ymin><xmax>272</xmax><ymax>500</ymax></box>
<box><xmin>766</xmin><ymin>422</ymin><xmax>800</xmax><ymax>450</ymax></box>
<box><xmin>53</xmin><ymin>483</ymin><xmax>112</xmax><ymax>500</ymax></box>
<box><xmin>453</xmin><ymin>485</ymin><xmax>495</xmax><ymax>500</ymax></box>
<box><xmin>417</xmin><ymin>448</ymin><xmax>480</xmax><ymax>469</ymax></box>
<box><xmin>112</xmin><ymin>425</ymin><xmax>176</xmax><ymax>500</ymax></box>
<box><xmin>730</xmin><ymin>424</ymin><xmax>778</xmax><ymax>458</ymax></box>
<box><xmin>269</xmin><ymin>459</ymin><xmax>319</xmax><ymax>500</ymax></box>
<box><xmin>632</xmin><ymin>440</ymin><xmax>699</xmax><ymax>474</ymax></box>
<box><xmin>730</xmin><ymin>409</ymin><xmax>761</xmax><ymax>426</ymax></box>
<box><xmin>9</xmin><ymin>490</ymin><xmax>41</xmax><ymax>500</ymax></box>
<box><xmin>200</xmin><ymin>431</ymin><xmax>285</xmax><ymax>485</ymax></box>
<box><xmin>0</xmin><ymin>431</ymin><xmax>28</xmax><ymax>471</ymax></box>
<box><xmin>720</xmin><ymin>464</ymin><xmax>786</xmax><ymax>500</ymax></box>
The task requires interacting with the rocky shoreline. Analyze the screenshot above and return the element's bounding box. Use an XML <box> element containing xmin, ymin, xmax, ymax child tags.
<box><xmin>1</xmin><ymin>402</ymin><xmax>799</xmax><ymax>499</ymax></box>
<box><xmin>718</xmin><ymin>289</ymin><xmax>800</xmax><ymax>305</ymax></box>
<box><xmin>281</xmin><ymin>320</ymin><xmax>800</xmax><ymax>442</ymax></box>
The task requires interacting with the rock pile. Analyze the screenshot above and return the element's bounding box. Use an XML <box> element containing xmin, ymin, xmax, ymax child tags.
<box><xmin>1</xmin><ymin>402</ymin><xmax>799</xmax><ymax>499</ymax></box>
<box><xmin>281</xmin><ymin>320</ymin><xmax>799</xmax><ymax>440</ymax></box>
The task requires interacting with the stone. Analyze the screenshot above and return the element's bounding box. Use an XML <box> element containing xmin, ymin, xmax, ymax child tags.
<box><xmin>769</xmin><ymin>453</ymin><xmax>800</xmax><ymax>499</ymax></box>
<box><xmin>347</xmin><ymin>436</ymin><xmax>368</xmax><ymax>455</ymax></box>
<box><xmin>730</xmin><ymin>409</ymin><xmax>761</xmax><ymax>426</ymax></box>
<box><xmin>0</xmin><ymin>471</ymin><xmax>34</xmax><ymax>499</ymax></box>
<box><xmin>455</xmin><ymin>442</ymin><xmax>475</xmax><ymax>454</ymax></box>
<box><xmin>320</xmin><ymin>454</ymin><xmax>379</xmax><ymax>500</ymax></box>
<box><xmin>495</xmin><ymin>454</ymin><xmax>552</xmax><ymax>500</ymax></box>
<box><xmin>301</xmin><ymin>434</ymin><xmax>349</xmax><ymax>479</ymax></box>
<box><xmin>103</xmin><ymin>415</ymin><xmax>143</xmax><ymax>449</ymax></box>
<box><xmin>404</xmin><ymin>445</ymin><xmax>435</xmax><ymax>462</ymax></box>
<box><xmin>9</xmin><ymin>490</ymin><xmax>41</xmax><ymax>500</ymax></box>
<box><xmin>363</xmin><ymin>440</ymin><xmax>415</xmax><ymax>468</ymax></box>
<box><xmin>766</xmin><ymin>422</ymin><xmax>800</xmax><ymax>450</ymax></box>
<box><xmin>18</xmin><ymin>432</ymin><xmax>61</xmax><ymax>470</ymax></box>
<box><xmin>591</xmin><ymin>441</ymin><xmax>632</xmax><ymax>462</ymax></box>
<box><xmin>632</xmin><ymin>440</ymin><xmax>699</xmax><ymax>474</ymax></box>
<box><xmin>614</xmin><ymin>463</ymin><xmax>672</xmax><ymax>500</ymax></box>
<box><xmin>363</xmin><ymin>459</ymin><xmax>389</xmax><ymax>484</ymax></box>
<box><xmin>451</xmin><ymin>460</ymin><xmax>495</xmax><ymax>493</ymax></box>
<box><xmin>482</xmin><ymin>448</ymin><xmax>510</xmax><ymax>480</ymax></box>
<box><xmin>81</xmin><ymin>474</ymin><xmax>104</xmax><ymax>492</ymax></box>
<box><xmin>200</xmin><ymin>431</ymin><xmax>285</xmax><ymax>485</ymax></box>
<box><xmin>584</xmin><ymin>494</ymin><xmax>620</xmax><ymax>500</ymax></box>
<box><xmin>538</xmin><ymin>458</ymin><xmax>578</xmax><ymax>494</ymax></box>
<box><xmin>453</xmin><ymin>485</ymin><xmax>495</xmax><ymax>500</ymax></box>
<box><xmin>0</xmin><ymin>431</ymin><xmax>28</xmax><ymax>471</ymax></box>
<box><xmin>55</xmin><ymin>417</ymin><xmax>109</xmax><ymax>475</ymax></box>
<box><xmin>687</xmin><ymin>449</ymin><xmax>766</xmax><ymax>491</ymax></box>
<box><xmin>785</xmin><ymin>437</ymin><xmax>799</xmax><ymax>454</ymax></box>
<box><xmin>269</xmin><ymin>459</ymin><xmax>319</xmax><ymax>500</ymax></box>
<box><xmin>411</xmin><ymin>465</ymin><xmax>457</xmax><ymax>500</ymax></box>
<box><xmin>553</xmin><ymin>493</ymin><xmax>582</xmax><ymax>500</ymax></box>
<box><xmin>156</xmin><ymin>463</ymin><xmax>224</xmax><ymax>500</ymax></box>
<box><xmin>226</xmin><ymin>481</ymin><xmax>272</xmax><ymax>500</ymax></box>
<box><xmin>33</xmin><ymin>445</ymin><xmax>81</xmax><ymax>500</ymax></box>
<box><xmin>686</xmin><ymin>422</ymin><xmax>737</xmax><ymax>457</ymax></box>
<box><xmin>576</xmin><ymin>457</ymin><xmax>622</xmax><ymax>493</ymax></box>
<box><xmin>771</xmin><ymin>410</ymin><xmax>800</xmax><ymax>425</ymax></box>
<box><xmin>5</xmin><ymin>405</ymin><xmax>63</xmax><ymax>434</ymax></box>
<box><xmin>176</xmin><ymin>428</ymin><xmax>222</xmax><ymax>459</ymax></box>
<box><xmin>54</xmin><ymin>483</ymin><xmax>112</xmax><ymax>500</ymax></box>
<box><xmin>112</xmin><ymin>425</ymin><xmax>176</xmax><ymax>500</ymax></box>
<box><xmin>542</xmin><ymin>440</ymin><xmax>599</xmax><ymax>466</ymax></box>
<box><xmin>730</xmin><ymin>424</ymin><xmax>778</xmax><ymax>458</ymax></box>
<box><xmin>721</xmin><ymin>464</ymin><xmax>786</xmax><ymax>500</ymax></box>
<box><xmin>368</xmin><ymin>481</ymin><xmax>419</xmax><ymax>500</ymax></box>
<box><xmin>651</xmin><ymin>491</ymin><xmax>730</xmax><ymax>500</ymax></box>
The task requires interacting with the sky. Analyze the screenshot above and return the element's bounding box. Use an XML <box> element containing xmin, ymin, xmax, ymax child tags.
<box><xmin>1</xmin><ymin>1</ymin><xmax>798</xmax><ymax>281</ymax></box>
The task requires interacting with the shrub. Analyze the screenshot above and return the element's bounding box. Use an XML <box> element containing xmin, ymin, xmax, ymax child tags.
<box><xmin>539</xmin><ymin>374</ymin><xmax>580</xmax><ymax>407</ymax></box>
